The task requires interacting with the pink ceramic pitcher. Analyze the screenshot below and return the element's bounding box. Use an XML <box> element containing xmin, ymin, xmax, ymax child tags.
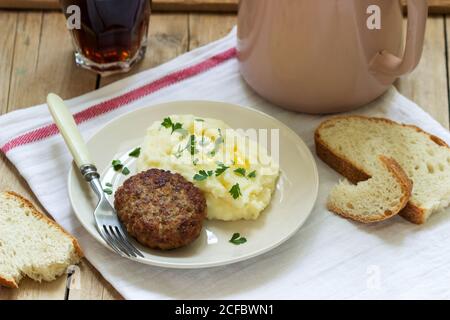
<box><xmin>237</xmin><ymin>0</ymin><xmax>428</xmax><ymax>114</ymax></box>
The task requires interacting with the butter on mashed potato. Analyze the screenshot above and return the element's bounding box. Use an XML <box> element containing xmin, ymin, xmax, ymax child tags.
<box><xmin>137</xmin><ymin>115</ymin><xmax>280</xmax><ymax>221</ymax></box>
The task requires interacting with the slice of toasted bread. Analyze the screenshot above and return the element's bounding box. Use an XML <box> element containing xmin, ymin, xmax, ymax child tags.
<box><xmin>0</xmin><ymin>191</ymin><xmax>83</xmax><ymax>288</ymax></box>
<box><xmin>328</xmin><ymin>156</ymin><xmax>412</xmax><ymax>223</ymax></box>
<box><xmin>315</xmin><ymin>116</ymin><xmax>450</xmax><ymax>224</ymax></box>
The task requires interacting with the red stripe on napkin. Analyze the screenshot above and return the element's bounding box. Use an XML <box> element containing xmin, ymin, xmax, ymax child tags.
<box><xmin>1</xmin><ymin>47</ymin><xmax>237</xmax><ymax>154</ymax></box>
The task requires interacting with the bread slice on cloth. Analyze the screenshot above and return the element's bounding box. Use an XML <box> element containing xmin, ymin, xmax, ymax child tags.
<box><xmin>0</xmin><ymin>191</ymin><xmax>83</xmax><ymax>288</ymax></box>
<box><xmin>328</xmin><ymin>155</ymin><xmax>412</xmax><ymax>223</ymax></box>
<box><xmin>315</xmin><ymin>116</ymin><xmax>450</xmax><ymax>224</ymax></box>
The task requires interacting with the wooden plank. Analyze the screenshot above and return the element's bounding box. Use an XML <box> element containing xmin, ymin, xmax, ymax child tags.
<box><xmin>406</xmin><ymin>0</ymin><xmax>450</xmax><ymax>14</ymax></box>
<box><xmin>67</xmin><ymin>260</ymin><xmax>122</xmax><ymax>300</ymax></box>
<box><xmin>0</xmin><ymin>10</ymin><xmax>97</xmax><ymax>300</ymax></box>
<box><xmin>0</xmin><ymin>11</ymin><xmax>16</xmax><ymax>116</ymax></box>
<box><xmin>0</xmin><ymin>11</ymin><xmax>52</xmax><ymax>215</ymax></box>
<box><xmin>395</xmin><ymin>17</ymin><xmax>449</xmax><ymax>129</ymax></box>
<box><xmin>0</xmin><ymin>277</ymin><xmax>68</xmax><ymax>300</ymax></box>
<box><xmin>188</xmin><ymin>13</ymin><xmax>236</xmax><ymax>50</ymax></box>
<box><xmin>2</xmin><ymin>0</ymin><xmax>450</xmax><ymax>14</ymax></box>
<box><xmin>0</xmin><ymin>0</ymin><xmax>239</xmax><ymax>11</ymax></box>
<box><xmin>153</xmin><ymin>0</ymin><xmax>237</xmax><ymax>12</ymax></box>
<box><xmin>446</xmin><ymin>16</ymin><xmax>450</xmax><ymax>123</ymax></box>
<box><xmin>8</xmin><ymin>11</ymin><xmax>97</xmax><ymax>109</ymax></box>
<box><xmin>0</xmin><ymin>10</ymin><xmax>63</xmax><ymax>300</ymax></box>
<box><xmin>0</xmin><ymin>0</ymin><xmax>58</xmax><ymax>10</ymax></box>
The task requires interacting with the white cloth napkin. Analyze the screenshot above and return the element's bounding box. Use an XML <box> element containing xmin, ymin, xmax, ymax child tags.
<box><xmin>1</xmin><ymin>28</ymin><xmax>450</xmax><ymax>300</ymax></box>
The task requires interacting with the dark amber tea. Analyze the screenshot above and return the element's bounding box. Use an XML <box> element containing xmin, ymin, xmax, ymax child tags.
<box><xmin>60</xmin><ymin>0</ymin><xmax>151</xmax><ymax>75</ymax></box>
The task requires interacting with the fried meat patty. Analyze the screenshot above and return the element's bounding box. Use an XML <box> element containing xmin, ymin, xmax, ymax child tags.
<box><xmin>114</xmin><ymin>169</ymin><xmax>207</xmax><ymax>250</ymax></box>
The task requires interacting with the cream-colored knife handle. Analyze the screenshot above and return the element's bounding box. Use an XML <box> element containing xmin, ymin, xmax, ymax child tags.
<box><xmin>47</xmin><ymin>93</ymin><xmax>92</xmax><ymax>168</ymax></box>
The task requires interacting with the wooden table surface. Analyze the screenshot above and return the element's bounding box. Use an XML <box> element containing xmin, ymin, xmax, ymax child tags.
<box><xmin>0</xmin><ymin>10</ymin><xmax>449</xmax><ymax>299</ymax></box>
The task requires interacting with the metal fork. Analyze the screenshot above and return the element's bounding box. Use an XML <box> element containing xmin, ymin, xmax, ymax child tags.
<box><xmin>47</xmin><ymin>93</ymin><xmax>144</xmax><ymax>259</ymax></box>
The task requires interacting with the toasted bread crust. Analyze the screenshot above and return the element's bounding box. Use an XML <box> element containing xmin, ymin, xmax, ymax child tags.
<box><xmin>0</xmin><ymin>276</ymin><xmax>19</xmax><ymax>289</ymax></box>
<box><xmin>4</xmin><ymin>191</ymin><xmax>84</xmax><ymax>259</ymax></box>
<box><xmin>399</xmin><ymin>202</ymin><xmax>426</xmax><ymax>225</ymax></box>
<box><xmin>315</xmin><ymin>130</ymin><xmax>371</xmax><ymax>184</ymax></box>
<box><xmin>0</xmin><ymin>191</ymin><xmax>83</xmax><ymax>288</ymax></box>
<box><xmin>327</xmin><ymin>156</ymin><xmax>412</xmax><ymax>223</ymax></box>
<box><xmin>315</xmin><ymin>115</ymin><xmax>440</xmax><ymax>224</ymax></box>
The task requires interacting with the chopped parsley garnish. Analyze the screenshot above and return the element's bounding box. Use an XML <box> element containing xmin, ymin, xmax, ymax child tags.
<box><xmin>193</xmin><ymin>158</ymin><xmax>199</xmax><ymax>166</ymax></box>
<box><xmin>112</xmin><ymin>160</ymin><xmax>130</xmax><ymax>175</ymax></box>
<box><xmin>248</xmin><ymin>170</ymin><xmax>257</xmax><ymax>178</ymax></box>
<box><xmin>189</xmin><ymin>135</ymin><xmax>197</xmax><ymax>155</ymax></box>
<box><xmin>161</xmin><ymin>117</ymin><xmax>173</xmax><ymax>128</ymax></box>
<box><xmin>215</xmin><ymin>163</ymin><xmax>229</xmax><ymax>176</ymax></box>
<box><xmin>229</xmin><ymin>233</ymin><xmax>247</xmax><ymax>245</ymax></box>
<box><xmin>112</xmin><ymin>160</ymin><xmax>123</xmax><ymax>171</ymax></box>
<box><xmin>128</xmin><ymin>147</ymin><xmax>141</xmax><ymax>158</ymax></box>
<box><xmin>229</xmin><ymin>183</ymin><xmax>242</xmax><ymax>199</ymax></box>
<box><xmin>233</xmin><ymin>168</ymin><xmax>256</xmax><ymax>179</ymax></box>
<box><xmin>161</xmin><ymin>117</ymin><xmax>183</xmax><ymax>134</ymax></box>
<box><xmin>193</xmin><ymin>170</ymin><xmax>213</xmax><ymax>181</ymax></box>
<box><xmin>172</xmin><ymin>123</ymin><xmax>183</xmax><ymax>133</ymax></box>
<box><xmin>105</xmin><ymin>182</ymin><xmax>113</xmax><ymax>187</ymax></box>
<box><xmin>234</xmin><ymin>168</ymin><xmax>246</xmax><ymax>177</ymax></box>
<box><xmin>195</xmin><ymin>118</ymin><xmax>205</xmax><ymax>122</ymax></box>
<box><xmin>103</xmin><ymin>188</ymin><xmax>113</xmax><ymax>195</ymax></box>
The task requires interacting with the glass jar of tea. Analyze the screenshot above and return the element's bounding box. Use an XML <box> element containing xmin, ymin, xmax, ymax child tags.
<box><xmin>60</xmin><ymin>0</ymin><xmax>151</xmax><ymax>75</ymax></box>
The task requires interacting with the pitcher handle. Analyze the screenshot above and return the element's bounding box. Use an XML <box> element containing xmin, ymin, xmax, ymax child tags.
<box><xmin>369</xmin><ymin>0</ymin><xmax>428</xmax><ymax>79</ymax></box>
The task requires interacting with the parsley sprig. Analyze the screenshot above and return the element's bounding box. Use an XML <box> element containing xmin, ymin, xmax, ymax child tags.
<box><xmin>229</xmin><ymin>233</ymin><xmax>247</xmax><ymax>245</ymax></box>
<box><xmin>189</xmin><ymin>135</ymin><xmax>197</xmax><ymax>155</ymax></box>
<box><xmin>193</xmin><ymin>170</ymin><xmax>214</xmax><ymax>181</ymax></box>
<box><xmin>128</xmin><ymin>147</ymin><xmax>141</xmax><ymax>158</ymax></box>
<box><xmin>161</xmin><ymin>117</ymin><xmax>183</xmax><ymax>134</ymax></box>
<box><xmin>112</xmin><ymin>160</ymin><xmax>123</xmax><ymax>171</ymax></box>
<box><xmin>112</xmin><ymin>160</ymin><xmax>130</xmax><ymax>175</ymax></box>
<box><xmin>103</xmin><ymin>182</ymin><xmax>113</xmax><ymax>195</ymax></box>
<box><xmin>234</xmin><ymin>168</ymin><xmax>246</xmax><ymax>177</ymax></box>
<box><xmin>215</xmin><ymin>163</ymin><xmax>229</xmax><ymax>176</ymax></box>
<box><xmin>234</xmin><ymin>168</ymin><xmax>257</xmax><ymax>179</ymax></box>
<box><xmin>229</xmin><ymin>183</ymin><xmax>242</xmax><ymax>199</ymax></box>
<box><xmin>248</xmin><ymin>170</ymin><xmax>256</xmax><ymax>178</ymax></box>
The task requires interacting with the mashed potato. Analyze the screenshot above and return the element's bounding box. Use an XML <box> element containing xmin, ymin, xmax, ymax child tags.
<box><xmin>137</xmin><ymin>115</ymin><xmax>279</xmax><ymax>221</ymax></box>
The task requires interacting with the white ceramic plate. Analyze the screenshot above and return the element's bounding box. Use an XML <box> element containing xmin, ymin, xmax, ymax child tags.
<box><xmin>68</xmin><ymin>101</ymin><xmax>318</xmax><ymax>268</ymax></box>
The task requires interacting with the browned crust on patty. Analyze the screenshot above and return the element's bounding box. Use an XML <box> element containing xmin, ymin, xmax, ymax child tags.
<box><xmin>315</xmin><ymin>115</ymin><xmax>444</xmax><ymax>224</ymax></box>
<box><xmin>327</xmin><ymin>156</ymin><xmax>412</xmax><ymax>223</ymax></box>
<box><xmin>0</xmin><ymin>191</ymin><xmax>83</xmax><ymax>288</ymax></box>
<box><xmin>114</xmin><ymin>169</ymin><xmax>207</xmax><ymax>250</ymax></box>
